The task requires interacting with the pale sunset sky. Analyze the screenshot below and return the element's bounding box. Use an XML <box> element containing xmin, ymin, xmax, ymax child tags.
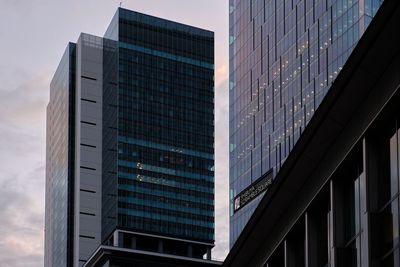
<box><xmin>0</xmin><ymin>1</ymin><xmax>229</xmax><ymax>266</ymax></box>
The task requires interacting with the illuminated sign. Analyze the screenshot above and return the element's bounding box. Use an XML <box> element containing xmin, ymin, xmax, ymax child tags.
<box><xmin>234</xmin><ymin>169</ymin><xmax>273</xmax><ymax>212</ymax></box>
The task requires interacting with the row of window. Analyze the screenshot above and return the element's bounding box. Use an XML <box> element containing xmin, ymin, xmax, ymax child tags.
<box><xmin>118</xmin><ymin>213</ymin><xmax>214</xmax><ymax>242</ymax></box>
<box><xmin>119</xmin><ymin>17</ymin><xmax>214</xmax><ymax>62</ymax></box>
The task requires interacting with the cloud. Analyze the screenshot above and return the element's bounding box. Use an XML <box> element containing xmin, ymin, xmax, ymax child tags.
<box><xmin>215</xmin><ymin>64</ymin><xmax>228</xmax><ymax>89</ymax></box>
<box><xmin>0</xmin><ymin>65</ymin><xmax>47</xmax><ymax>267</ymax></box>
<box><xmin>0</xmin><ymin>66</ymin><xmax>49</xmax><ymax>130</ymax></box>
<box><xmin>0</xmin><ymin>167</ymin><xmax>45</xmax><ymax>267</ymax></box>
<box><xmin>213</xmin><ymin>77</ymin><xmax>230</xmax><ymax>260</ymax></box>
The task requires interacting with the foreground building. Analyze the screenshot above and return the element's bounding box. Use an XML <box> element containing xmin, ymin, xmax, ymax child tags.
<box><xmin>45</xmin><ymin>8</ymin><xmax>217</xmax><ymax>267</ymax></box>
<box><xmin>224</xmin><ymin>0</ymin><xmax>400</xmax><ymax>265</ymax></box>
<box><xmin>228</xmin><ymin>0</ymin><xmax>382</xmax><ymax>245</ymax></box>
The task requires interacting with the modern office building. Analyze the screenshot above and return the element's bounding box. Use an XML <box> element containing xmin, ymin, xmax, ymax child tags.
<box><xmin>229</xmin><ymin>0</ymin><xmax>382</xmax><ymax>245</ymax></box>
<box><xmin>223</xmin><ymin>0</ymin><xmax>400</xmax><ymax>265</ymax></box>
<box><xmin>45</xmin><ymin>8</ymin><xmax>217</xmax><ymax>267</ymax></box>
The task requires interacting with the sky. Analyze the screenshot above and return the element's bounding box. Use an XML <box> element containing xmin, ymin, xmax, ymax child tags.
<box><xmin>0</xmin><ymin>0</ymin><xmax>229</xmax><ymax>266</ymax></box>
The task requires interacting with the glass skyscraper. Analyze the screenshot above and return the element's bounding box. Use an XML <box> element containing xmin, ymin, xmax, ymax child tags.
<box><xmin>102</xmin><ymin>9</ymin><xmax>215</xmax><ymax>244</ymax></box>
<box><xmin>45</xmin><ymin>43</ymin><xmax>76</xmax><ymax>267</ymax></box>
<box><xmin>229</xmin><ymin>0</ymin><xmax>382</xmax><ymax>246</ymax></box>
<box><xmin>45</xmin><ymin>8</ymin><xmax>214</xmax><ymax>267</ymax></box>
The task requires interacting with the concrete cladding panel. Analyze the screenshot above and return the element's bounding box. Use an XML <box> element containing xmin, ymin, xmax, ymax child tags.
<box><xmin>74</xmin><ymin>33</ymin><xmax>103</xmax><ymax>267</ymax></box>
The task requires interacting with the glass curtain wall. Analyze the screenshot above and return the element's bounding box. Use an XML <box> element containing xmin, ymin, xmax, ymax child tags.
<box><xmin>229</xmin><ymin>0</ymin><xmax>382</xmax><ymax>246</ymax></box>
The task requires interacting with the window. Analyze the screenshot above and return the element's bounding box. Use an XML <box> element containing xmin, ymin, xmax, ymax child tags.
<box><xmin>267</xmin><ymin>243</ymin><xmax>284</xmax><ymax>267</ymax></box>
<box><xmin>377</xmin><ymin>122</ymin><xmax>400</xmax><ymax>265</ymax></box>
<box><xmin>306</xmin><ymin>185</ymin><xmax>330</xmax><ymax>266</ymax></box>
<box><xmin>333</xmin><ymin>144</ymin><xmax>363</xmax><ymax>266</ymax></box>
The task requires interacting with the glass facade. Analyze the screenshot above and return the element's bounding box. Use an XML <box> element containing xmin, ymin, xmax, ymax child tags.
<box><xmin>229</xmin><ymin>0</ymin><xmax>382</xmax><ymax>246</ymax></box>
<box><xmin>102</xmin><ymin>36</ymin><xmax>119</xmax><ymax>246</ymax></box>
<box><xmin>45</xmin><ymin>43</ymin><xmax>76</xmax><ymax>267</ymax></box>
<box><xmin>102</xmin><ymin>9</ymin><xmax>215</xmax><ymax>243</ymax></box>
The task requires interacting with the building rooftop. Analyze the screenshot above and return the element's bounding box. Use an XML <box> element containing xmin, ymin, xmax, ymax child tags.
<box><xmin>84</xmin><ymin>245</ymin><xmax>222</xmax><ymax>267</ymax></box>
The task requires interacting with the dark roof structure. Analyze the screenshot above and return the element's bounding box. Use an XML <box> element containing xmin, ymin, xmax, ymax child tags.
<box><xmin>85</xmin><ymin>245</ymin><xmax>222</xmax><ymax>267</ymax></box>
